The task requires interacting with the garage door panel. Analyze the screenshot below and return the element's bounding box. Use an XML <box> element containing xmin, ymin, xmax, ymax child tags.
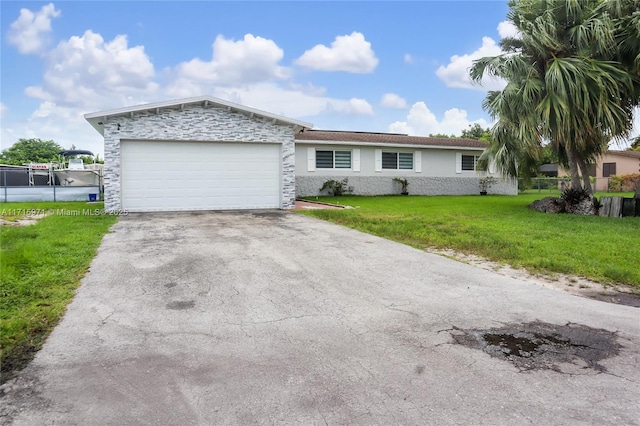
<box><xmin>121</xmin><ymin>141</ymin><xmax>281</xmax><ymax>211</ymax></box>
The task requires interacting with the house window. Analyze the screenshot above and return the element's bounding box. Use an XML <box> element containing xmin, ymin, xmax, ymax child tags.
<box><xmin>462</xmin><ymin>155</ymin><xmax>479</xmax><ymax>171</ymax></box>
<box><xmin>382</xmin><ymin>152</ymin><xmax>414</xmax><ymax>170</ymax></box>
<box><xmin>603</xmin><ymin>162</ymin><xmax>616</xmax><ymax>177</ymax></box>
<box><xmin>316</xmin><ymin>150</ymin><xmax>351</xmax><ymax>169</ymax></box>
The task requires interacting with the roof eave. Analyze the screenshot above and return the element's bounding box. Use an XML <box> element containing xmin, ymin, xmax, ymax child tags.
<box><xmin>84</xmin><ymin>95</ymin><xmax>313</xmax><ymax>135</ymax></box>
<box><xmin>295</xmin><ymin>139</ymin><xmax>487</xmax><ymax>151</ymax></box>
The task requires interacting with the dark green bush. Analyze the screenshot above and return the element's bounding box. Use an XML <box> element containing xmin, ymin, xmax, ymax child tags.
<box><xmin>561</xmin><ymin>187</ymin><xmax>590</xmax><ymax>206</ymax></box>
<box><xmin>608</xmin><ymin>173</ymin><xmax>640</xmax><ymax>192</ymax></box>
<box><xmin>320</xmin><ymin>178</ymin><xmax>349</xmax><ymax>196</ymax></box>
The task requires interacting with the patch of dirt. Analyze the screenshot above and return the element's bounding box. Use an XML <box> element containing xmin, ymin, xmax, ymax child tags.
<box><xmin>450</xmin><ymin>321</ymin><xmax>622</xmax><ymax>373</ymax></box>
<box><xmin>0</xmin><ymin>213</ymin><xmax>48</xmax><ymax>227</ymax></box>
<box><xmin>428</xmin><ymin>248</ymin><xmax>640</xmax><ymax>308</ymax></box>
<box><xmin>0</xmin><ymin>368</ymin><xmax>50</xmax><ymax>424</ymax></box>
<box><xmin>294</xmin><ymin>200</ymin><xmax>349</xmax><ymax>210</ymax></box>
<box><xmin>0</xmin><ymin>346</ymin><xmax>40</xmax><ymax>385</ymax></box>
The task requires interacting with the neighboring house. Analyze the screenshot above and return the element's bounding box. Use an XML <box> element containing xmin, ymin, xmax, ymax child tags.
<box><xmin>295</xmin><ymin>130</ymin><xmax>516</xmax><ymax>196</ymax></box>
<box><xmin>85</xmin><ymin>96</ymin><xmax>516</xmax><ymax>213</ymax></box>
<box><xmin>558</xmin><ymin>150</ymin><xmax>640</xmax><ymax>191</ymax></box>
<box><xmin>538</xmin><ymin>164</ymin><xmax>558</xmax><ymax>177</ymax></box>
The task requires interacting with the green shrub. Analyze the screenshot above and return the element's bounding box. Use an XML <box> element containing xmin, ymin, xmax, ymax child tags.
<box><xmin>392</xmin><ymin>177</ymin><xmax>409</xmax><ymax>193</ymax></box>
<box><xmin>561</xmin><ymin>187</ymin><xmax>590</xmax><ymax>206</ymax></box>
<box><xmin>608</xmin><ymin>173</ymin><xmax>640</xmax><ymax>192</ymax></box>
<box><xmin>320</xmin><ymin>178</ymin><xmax>349</xmax><ymax>196</ymax></box>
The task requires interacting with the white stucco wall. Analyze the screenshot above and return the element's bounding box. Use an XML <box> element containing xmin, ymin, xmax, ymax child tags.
<box><xmin>294</xmin><ymin>144</ymin><xmax>517</xmax><ymax>196</ymax></box>
<box><xmin>102</xmin><ymin>103</ymin><xmax>298</xmax><ymax>212</ymax></box>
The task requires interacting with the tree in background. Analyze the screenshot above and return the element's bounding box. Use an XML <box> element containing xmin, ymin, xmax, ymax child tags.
<box><xmin>630</xmin><ymin>136</ymin><xmax>640</xmax><ymax>151</ymax></box>
<box><xmin>428</xmin><ymin>124</ymin><xmax>492</xmax><ymax>141</ymax></box>
<box><xmin>470</xmin><ymin>0</ymin><xmax>640</xmax><ymax>196</ymax></box>
<box><xmin>428</xmin><ymin>133</ymin><xmax>456</xmax><ymax>138</ymax></box>
<box><xmin>0</xmin><ymin>138</ymin><xmax>63</xmax><ymax>165</ymax></box>
<box><xmin>460</xmin><ymin>123</ymin><xmax>491</xmax><ymax>142</ymax></box>
<box><xmin>78</xmin><ymin>154</ymin><xmax>103</xmax><ymax>164</ymax></box>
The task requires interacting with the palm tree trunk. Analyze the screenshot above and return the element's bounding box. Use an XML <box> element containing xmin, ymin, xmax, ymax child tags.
<box><xmin>577</xmin><ymin>156</ymin><xmax>593</xmax><ymax>195</ymax></box>
<box><xmin>566</xmin><ymin>147</ymin><xmax>582</xmax><ymax>190</ymax></box>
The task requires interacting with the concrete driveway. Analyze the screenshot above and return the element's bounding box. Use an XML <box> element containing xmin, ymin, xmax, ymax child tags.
<box><xmin>2</xmin><ymin>211</ymin><xmax>639</xmax><ymax>425</ymax></box>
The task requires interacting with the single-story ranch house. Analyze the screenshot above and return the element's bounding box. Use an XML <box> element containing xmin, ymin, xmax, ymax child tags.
<box><xmin>559</xmin><ymin>150</ymin><xmax>640</xmax><ymax>192</ymax></box>
<box><xmin>85</xmin><ymin>96</ymin><xmax>516</xmax><ymax>212</ymax></box>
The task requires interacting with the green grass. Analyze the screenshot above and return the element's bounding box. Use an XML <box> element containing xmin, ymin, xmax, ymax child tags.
<box><xmin>0</xmin><ymin>202</ymin><xmax>118</xmax><ymax>382</ymax></box>
<box><xmin>298</xmin><ymin>194</ymin><xmax>640</xmax><ymax>287</ymax></box>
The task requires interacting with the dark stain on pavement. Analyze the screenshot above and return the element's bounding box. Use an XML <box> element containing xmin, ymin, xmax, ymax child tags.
<box><xmin>587</xmin><ymin>292</ymin><xmax>640</xmax><ymax>308</ymax></box>
<box><xmin>451</xmin><ymin>321</ymin><xmax>622</xmax><ymax>373</ymax></box>
<box><xmin>166</xmin><ymin>300</ymin><xmax>195</xmax><ymax>310</ymax></box>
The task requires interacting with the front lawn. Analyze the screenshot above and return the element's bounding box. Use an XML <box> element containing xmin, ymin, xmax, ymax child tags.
<box><xmin>0</xmin><ymin>202</ymin><xmax>118</xmax><ymax>383</ymax></box>
<box><xmin>298</xmin><ymin>194</ymin><xmax>640</xmax><ymax>287</ymax></box>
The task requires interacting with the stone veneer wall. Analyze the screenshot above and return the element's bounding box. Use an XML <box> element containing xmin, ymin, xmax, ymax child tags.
<box><xmin>102</xmin><ymin>103</ymin><xmax>297</xmax><ymax>212</ymax></box>
<box><xmin>296</xmin><ymin>176</ymin><xmax>518</xmax><ymax>197</ymax></box>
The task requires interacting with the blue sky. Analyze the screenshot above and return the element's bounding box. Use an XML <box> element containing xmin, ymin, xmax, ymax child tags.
<box><xmin>2</xmin><ymin>1</ymin><xmax>637</xmax><ymax>157</ymax></box>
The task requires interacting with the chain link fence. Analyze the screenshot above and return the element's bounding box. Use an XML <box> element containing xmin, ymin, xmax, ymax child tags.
<box><xmin>520</xmin><ymin>177</ymin><xmax>614</xmax><ymax>193</ymax></box>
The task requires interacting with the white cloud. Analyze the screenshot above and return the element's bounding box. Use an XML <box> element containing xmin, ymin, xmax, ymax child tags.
<box><xmin>435</xmin><ymin>36</ymin><xmax>506</xmax><ymax>91</ymax></box>
<box><xmin>163</xmin><ymin>78</ymin><xmax>375</xmax><ymax>123</ymax></box>
<box><xmin>26</xmin><ymin>30</ymin><xmax>157</xmax><ymax>109</ymax></box>
<box><xmin>30</xmin><ymin>101</ymin><xmax>57</xmax><ymax>118</ymax></box>
<box><xmin>165</xmin><ymin>32</ymin><xmax>374</xmax><ymax>119</ymax></box>
<box><xmin>0</xmin><ymin>102</ymin><xmax>7</xmax><ymax>118</ymax></box>
<box><xmin>633</xmin><ymin>107</ymin><xmax>640</xmax><ymax>135</ymax></box>
<box><xmin>497</xmin><ymin>20</ymin><xmax>520</xmax><ymax>39</ymax></box>
<box><xmin>388</xmin><ymin>101</ymin><xmax>490</xmax><ymax>136</ymax></box>
<box><xmin>434</xmin><ymin>20</ymin><xmax>520</xmax><ymax>93</ymax></box>
<box><xmin>1</xmin><ymin>102</ymin><xmax>105</xmax><ymax>154</ymax></box>
<box><xmin>295</xmin><ymin>32</ymin><xmax>378</xmax><ymax>73</ymax></box>
<box><xmin>380</xmin><ymin>93</ymin><xmax>408</xmax><ymax>109</ymax></box>
<box><xmin>171</xmin><ymin>34</ymin><xmax>290</xmax><ymax>88</ymax></box>
<box><xmin>404</xmin><ymin>54</ymin><xmax>414</xmax><ymax>64</ymax></box>
<box><xmin>16</xmin><ymin>29</ymin><xmax>157</xmax><ymax>156</ymax></box>
<box><xmin>8</xmin><ymin>3</ymin><xmax>61</xmax><ymax>54</ymax></box>
<box><xmin>622</xmin><ymin>107</ymin><xmax>640</xmax><ymax>148</ymax></box>
<box><xmin>10</xmin><ymin>25</ymin><xmax>377</xmax><ymax>155</ymax></box>
<box><xmin>341</xmin><ymin>98</ymin><xmax>374</xmax><ymax>116</ymax></box>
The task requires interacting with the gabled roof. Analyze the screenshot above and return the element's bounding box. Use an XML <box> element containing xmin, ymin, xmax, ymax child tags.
<box><xmin>606</xmin><ymin>150</ymin><xmax>640</xmax><ymax>159</ymax></box>
<box><xmin>295</xmin><ymin>129</ymin><xmax>488</xmax><ymax>149</ymax></box>
<box><xmin>84</xmin><ymin>95</ymin><xmax>313</xmax><ymax>135</ymax></box>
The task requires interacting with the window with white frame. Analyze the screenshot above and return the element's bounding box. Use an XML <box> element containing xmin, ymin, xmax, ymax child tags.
<box><xmin>382</xmin><ymin>152</ymin><xmax>414</xmax><ymax>170</ymax></box>
<box><xmin>461</xmin><ymin>155</ymin><xmax>479</xmax><ymax>171</ymax></box>
<box><xmin>316</xmin><ymin>150</ymin><xmax>352</xmax><ymax>169</ymax></box>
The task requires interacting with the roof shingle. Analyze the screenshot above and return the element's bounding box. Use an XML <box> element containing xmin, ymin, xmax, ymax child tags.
<box><xmin>295</xmin><ymin>129</ymin><xmax>488</xmax><ymax>149</ymax></box>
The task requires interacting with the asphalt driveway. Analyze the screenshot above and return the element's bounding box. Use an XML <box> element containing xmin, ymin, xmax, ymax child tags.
<box><xmin>2</xmin><ymin>211</ymin><xmax>639</xmax><ymax>425</ymax></box>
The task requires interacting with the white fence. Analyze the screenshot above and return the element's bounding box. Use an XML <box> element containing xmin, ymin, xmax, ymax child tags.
<box><xmin>1</xmin><ymin>165</ymin><xmax>102</xmax><ymax>202</ymax></box>
<box><xmin>1</xmin><ymin>185</ymin><xmax>100</xmax><ymax>202</ymax></box>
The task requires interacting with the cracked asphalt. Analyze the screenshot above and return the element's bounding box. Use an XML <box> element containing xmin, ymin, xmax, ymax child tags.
<box><xmin>2</xmin><ymin>211</ymin><xmax>640</xmax><ymax>425</ymax></box>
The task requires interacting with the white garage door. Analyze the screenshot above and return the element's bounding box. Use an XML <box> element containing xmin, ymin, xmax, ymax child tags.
<box><xmin>121</xmin><ymin>140</ymin><xmax>281</xmax><ymax>212</ymax></box>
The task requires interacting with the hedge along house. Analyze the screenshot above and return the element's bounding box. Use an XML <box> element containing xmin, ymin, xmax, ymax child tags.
<box><xmin>295</xmin><ymin>130</ymin><xmax>517</xmax><ymax>196</ymax></box>
<box><xmin>85</xmin><ymin>96</ymin><xmax>311</xmax><ymax>212</ymax></box>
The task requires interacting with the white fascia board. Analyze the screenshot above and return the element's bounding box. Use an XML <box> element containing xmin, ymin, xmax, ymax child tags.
<box><xmin>295</xmin><ymin>139</ymin><xmax>486</xmax><ymax>151</ymax></box>
<box><xmin>84</xmin><ymin>95</ymin><xmax>313</xmax><ymax>135</ymax></box>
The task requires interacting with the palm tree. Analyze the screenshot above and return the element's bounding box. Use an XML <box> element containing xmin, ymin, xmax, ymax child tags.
<box><xmin>470</xmin><ymin>0</ymin><xmax>640</xmax><ymax>195</ymax></box>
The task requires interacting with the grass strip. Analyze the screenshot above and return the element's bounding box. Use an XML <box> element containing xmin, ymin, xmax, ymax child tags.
<box><xmin>0</xmin><ymin>202</ymin><xmax>118</xmax><ymax>383</ymax></box>
<box><xmin>299</xmin><ymin>193</ymin><xmax>640</xmax><ymax>287</ymax></box>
